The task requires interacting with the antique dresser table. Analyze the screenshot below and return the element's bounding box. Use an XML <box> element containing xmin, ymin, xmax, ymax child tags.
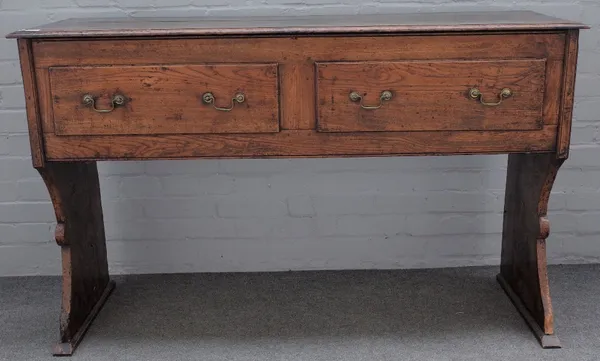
<box><xmin>7</xmin><ymin>11</ymin><xmax>587</xmax><ymax>355</ymax></box>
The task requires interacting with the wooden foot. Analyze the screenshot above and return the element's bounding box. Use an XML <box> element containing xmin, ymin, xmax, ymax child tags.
<box><xmin>499</xmin><ymin>153</ymin><xmax>564</xmax><ymax>348</ymax></box>
<box><xmin>37</xmin><ymin>162</ymin><xmax>113</xmax><ymax>356</ymax></box>
<box><xmin>53</xmin><ymin>281</ymin><xmax>115</xmax><ymax>356</ymax></box>
<box><xmin>497</xmin><ymin>274</ymin><xmax>560</xmax><ymax>348</ymax></box>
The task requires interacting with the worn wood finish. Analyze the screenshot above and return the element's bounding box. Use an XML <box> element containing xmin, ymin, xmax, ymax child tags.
<box><xmin>36</xmin><ymin>162</ymin><xmax>113</xmax><ymax>355</ymax></box>
<box><xmin>280</xmin><ymin>62</ymin><xmax>316</xmax><ymax>130</ymax></box>
<box><xmin>557</xmin><ymin>29</ymin><xmax>580</xmax><ymax>158</ymax></box>
<box><xmin>497</xmin><ymin>274</ymin><xmax>560</xmax><ymax>348</ymax></box>
<box><xmin>544</xmin><ymin>59</ymin><xmax>563</xmax><ymax>126</ymax></box>
<box><xmin>50</xmin><ymin>64</ymin><xmax>279</xmax><ymax>136</ymax></box>
<box><xmin>499</xmin><ymin>153</ymin><xmax>565</xmax><ymax>348</ymax></box>
<box><xmin>317</xmin><ymin>60</ymin><xmax>546</xmax><ymax>132</ymax></box>
<box><xmin>32</xmin><ymin>33</ymin><xmax>567</xmax><ymax>68</ymax></box>
<box><xmin>17</xmin><ymin>39</ymin><xmax>44</xmax><ymax>167</ymax></box>
<box><xmin>7</xmin><ymin>11</ymin><xmax>584</xmax><ymax>355</ymax></box>
<box><xmin>43</xmin><ymin>127</ymin><xmax>557</xmax><ymax>160</ymax></box>
<box><xmin>6</xmin><ymin>11</ymin><xmax>587</xmax><ymax>39</ymax></box>
<box><xmin>32</xmin><ymin>33</ymin><xmax>566</xmax><ymax>136</ymax></box>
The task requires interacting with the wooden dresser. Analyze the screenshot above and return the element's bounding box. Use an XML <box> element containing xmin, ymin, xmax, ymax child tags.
<box><xmin>7</xmin><ymin>11</ymin><xmax>587</xmax><ymax>355</ymax></box>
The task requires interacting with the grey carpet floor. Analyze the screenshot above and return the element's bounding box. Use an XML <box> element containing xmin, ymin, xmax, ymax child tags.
<box><xmin>1</xmin><ymin>265</ymin><xmax>600</xmax><ymax>361</ymax></box>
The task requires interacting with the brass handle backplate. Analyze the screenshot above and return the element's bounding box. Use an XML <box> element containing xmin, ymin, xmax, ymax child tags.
<box><xmin>82</xmin><ymin>94</ymin><xmax>125</xmax><ymax>113</ymax></box>
<box><xmin>469</xmin><ymin>88</ymin><xmax>513</xmax><ymax>106</ymax></box>
<box><xmin>349</xmin><ymin>90</ymin><xmax>393</xmax><ymax>110</ymax></box>
<box><xmin>202</xmin><ymin>92</ymin><xmax>246</xmax><ymax>112</ymax></box>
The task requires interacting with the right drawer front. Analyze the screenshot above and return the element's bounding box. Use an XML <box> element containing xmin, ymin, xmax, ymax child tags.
<box><xmin>316</xmin><ymin>59</ymin><xmax>546</xmax><ymax>133</ymax></box>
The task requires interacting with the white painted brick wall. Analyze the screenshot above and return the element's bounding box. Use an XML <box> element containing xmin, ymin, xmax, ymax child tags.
<box><xmin>0</xmin><ymin>0</ymin><xmax>598</xmax><ymax>276</ymax></box>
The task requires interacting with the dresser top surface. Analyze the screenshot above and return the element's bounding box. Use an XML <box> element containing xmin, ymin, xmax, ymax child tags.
<box><xmin>7</xmin><ymin>10</ymin><xmax>586</xmax><ymax>39</ymax></box>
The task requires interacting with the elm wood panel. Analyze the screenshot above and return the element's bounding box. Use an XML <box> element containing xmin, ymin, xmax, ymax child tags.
<box><xmin>499</xmin><ymin>153</ymin><xmax>564</xmax><ymax>346</ymax></box>
<box><xmin>6</xmin><ymin>11</ymin><xmax>587</xmax><ymax>38</ymax></box>
<box><xmin>49</xmin><ymin>64</ymin><xmax>279</xmax><ymax>136</ymax></box>
<box><xmin>43</xmin><ymin>127</ymin><xmax>557</xmax><ymax>160</ymax></box>
<box><xmin>557</xmin><ymin>30</ymin><xmax>580</xmax><ymax>158</ymax></box>
<box><xmin>280</xmin><ymin>62</ymin><xmax>316</xmax><ymax>130</ymax></box>
<box><xmin>316</xmin><ymin>60</ymin><xmax>546</xmax><ymax>132</ymax></box>
<box><xmin>544</xmin><ymin>59</ymin><xmax>563</xmax><ymax>126</ymax></box>
<box><xmin>36</xmin><ymin>67</ymin><xmax>56</xmax><ymax>136</ymax></box>
<box><xmin>32</xmin><ymin>34</ymin><xmax>566</xmax><ymax>134</ymax></box>
<box><xmin>31</xmin><ymin>33</ymin><xmax>567</xmax><ymax>69</ymax></box>
<box><xmin>17</xmin><ymin>39</ymin><xmax>44</xmax><ymax>167</ymax></box>
<box><xmin>37</xmin><ymin>161</ymin><xmax>113</xmax><ymax>355</ymax></box>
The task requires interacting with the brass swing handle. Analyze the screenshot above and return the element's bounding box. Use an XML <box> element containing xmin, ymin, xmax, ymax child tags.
<box><xmin>469</xmin><ymin>88</ymin><xmax>513</xmax><ymax>106</ymax></box>
<box><xmin>202</xmin><ymin>92</ymin><xmax>246</xmax><ymax>112</ymax></box>
<box><xmin>349</xmin><ymin>90</ymin><xmax>393</xmax><ymax>110</ymax></box>
<box><xmin>82</xmin><ymin>94</ymin><xmax>126</xmax><ymax>113</ymax></box>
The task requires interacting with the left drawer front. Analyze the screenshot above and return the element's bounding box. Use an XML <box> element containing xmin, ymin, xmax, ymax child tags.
<box><xmin>49</xmin><ymin>64</ymin><xmax>280</xmax><ymax>136</ymax></box>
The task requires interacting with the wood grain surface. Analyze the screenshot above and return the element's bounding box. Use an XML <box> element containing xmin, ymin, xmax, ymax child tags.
<box><xmin>317</xmin><ymin>60</ymin><xmax>546</xmax><ymax>132</ymax></box>
<box><xmin>557</xmin><ymin>29</ymin><xmax>580</xmax><ymax>158</ymax></box>
<box><xmin>17</xmin><ymin>39</ymin><xmax>45</xmax><ymax>167</ymax></box>
<box><xmin>49</xmin><ymin>64</ymin><xmax>279</xmax><ymax>135</ymax></box>
<box><xmin>280</xmin><ymin>62</ymin><xmax>316</xmax><ymax>130</ymax></box>
<box><xmin>43</xmin><ymin>128</ymin><xmax>557</xmax><ymax>160</ymax></box>
<box><xmin>37</xmin><ymin>162</ymin><xmax>113</xmax><ymax>355</ymax></box>
<box><xmin>499</xmin><ymin>153</ymin><xmax>565</xmax><ymax>343</ymax></box>
<box><xmin>32</xmin><ymin>34</ymin><xmax>566</xmax><ymax>68</ymax></box>
<box><xmin>6</xmin><ymin>11</ymin><xmax>587</xmax><ymax>39</ymax></box>
<box><xmin>32</xmin><ymin>33</ymin><xmax>566</xmax><ymax>136</ymax></box>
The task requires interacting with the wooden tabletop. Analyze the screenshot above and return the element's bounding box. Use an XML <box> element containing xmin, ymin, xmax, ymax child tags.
<box><xmin>6</xmin><ymin>11</ymin><xmax>587</xmax><ymax>38</ymax></box>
